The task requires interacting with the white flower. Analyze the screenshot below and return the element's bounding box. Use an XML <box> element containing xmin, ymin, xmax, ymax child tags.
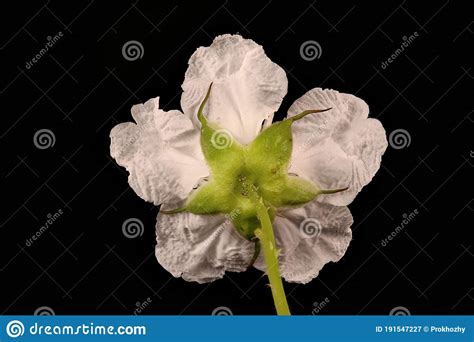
<box><xmin>110</xmin><ymin>34</ymin><xmax>387</xmax><ymax>284</ymax></box>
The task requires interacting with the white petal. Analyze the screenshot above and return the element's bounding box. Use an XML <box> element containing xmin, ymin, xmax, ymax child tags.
<box><xmin>254</xmin><ymin>201</ymin><xmax>353</xmax><ymax>284</ymax></box>
<box><xmin>155</xmin><ymin>210</ymin><xmax>255</xmax><ymax>283</ymax></box>
<box><xmin>288</xmin><ymin>88</ymin><xmax>388</xmax><ymax>206</ymax></box>
<box><xmin>181</xmin><ymin>34</ymin><xmax>288</xmax><ymax>144</ymax></box>
<box><xmin>110</xmin><ymin>97</ymin><xmax>209</xmax><ymax>205</ymax></box>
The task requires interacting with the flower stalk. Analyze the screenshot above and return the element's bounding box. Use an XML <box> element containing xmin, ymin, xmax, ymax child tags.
<box><xmin>254</xmin><ymin>198</ymin><xmax>291</xmax><ymax>316</ymax></box>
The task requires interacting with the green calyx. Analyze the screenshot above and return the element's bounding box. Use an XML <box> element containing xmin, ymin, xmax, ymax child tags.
<box><xmin>162</xmin><ymin>83</ymin><xmax>349</xmax><ymax>316</ymax></box>
<box><xmin>164</xmin><ymin>83</ymin><xmax>347</xmax><ymax>241</ymax></box>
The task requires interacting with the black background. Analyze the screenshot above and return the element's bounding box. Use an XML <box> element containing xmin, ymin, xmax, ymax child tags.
<box><xmin>1</xmin><ymin>0</ymin><xmax>472</xmax><ymax>315</ymax></box>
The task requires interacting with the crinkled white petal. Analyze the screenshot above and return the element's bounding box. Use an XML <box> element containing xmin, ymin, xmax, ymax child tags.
<box><xmin>181</xmin><ymin>34</ymin><xmax>288</xmax><ymax>144</ymax></box>
<box><xmin>254</xmin><ymin>201</ymin><xmax>353</xmax><ymax>284</ymax></box>
<box><xmin>110</xmin><ymin>97</ymin><xmax>209</xmax><ymax>205</ymax></box>
<box><xmin>155</xmin><ymin>210</ymin><xmax>255</xmax><ymax>283</ymax></box>
<box><xmin>288</xmin><ymin>88</ymin><xmax>388</xmax><ymax>206</ymax></box>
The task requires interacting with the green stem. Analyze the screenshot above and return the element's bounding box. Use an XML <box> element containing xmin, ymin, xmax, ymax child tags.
<box><xmin>254</xmin><ymin>198</ymin><xmax>291</xmax><ymax>316</ymax></box>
